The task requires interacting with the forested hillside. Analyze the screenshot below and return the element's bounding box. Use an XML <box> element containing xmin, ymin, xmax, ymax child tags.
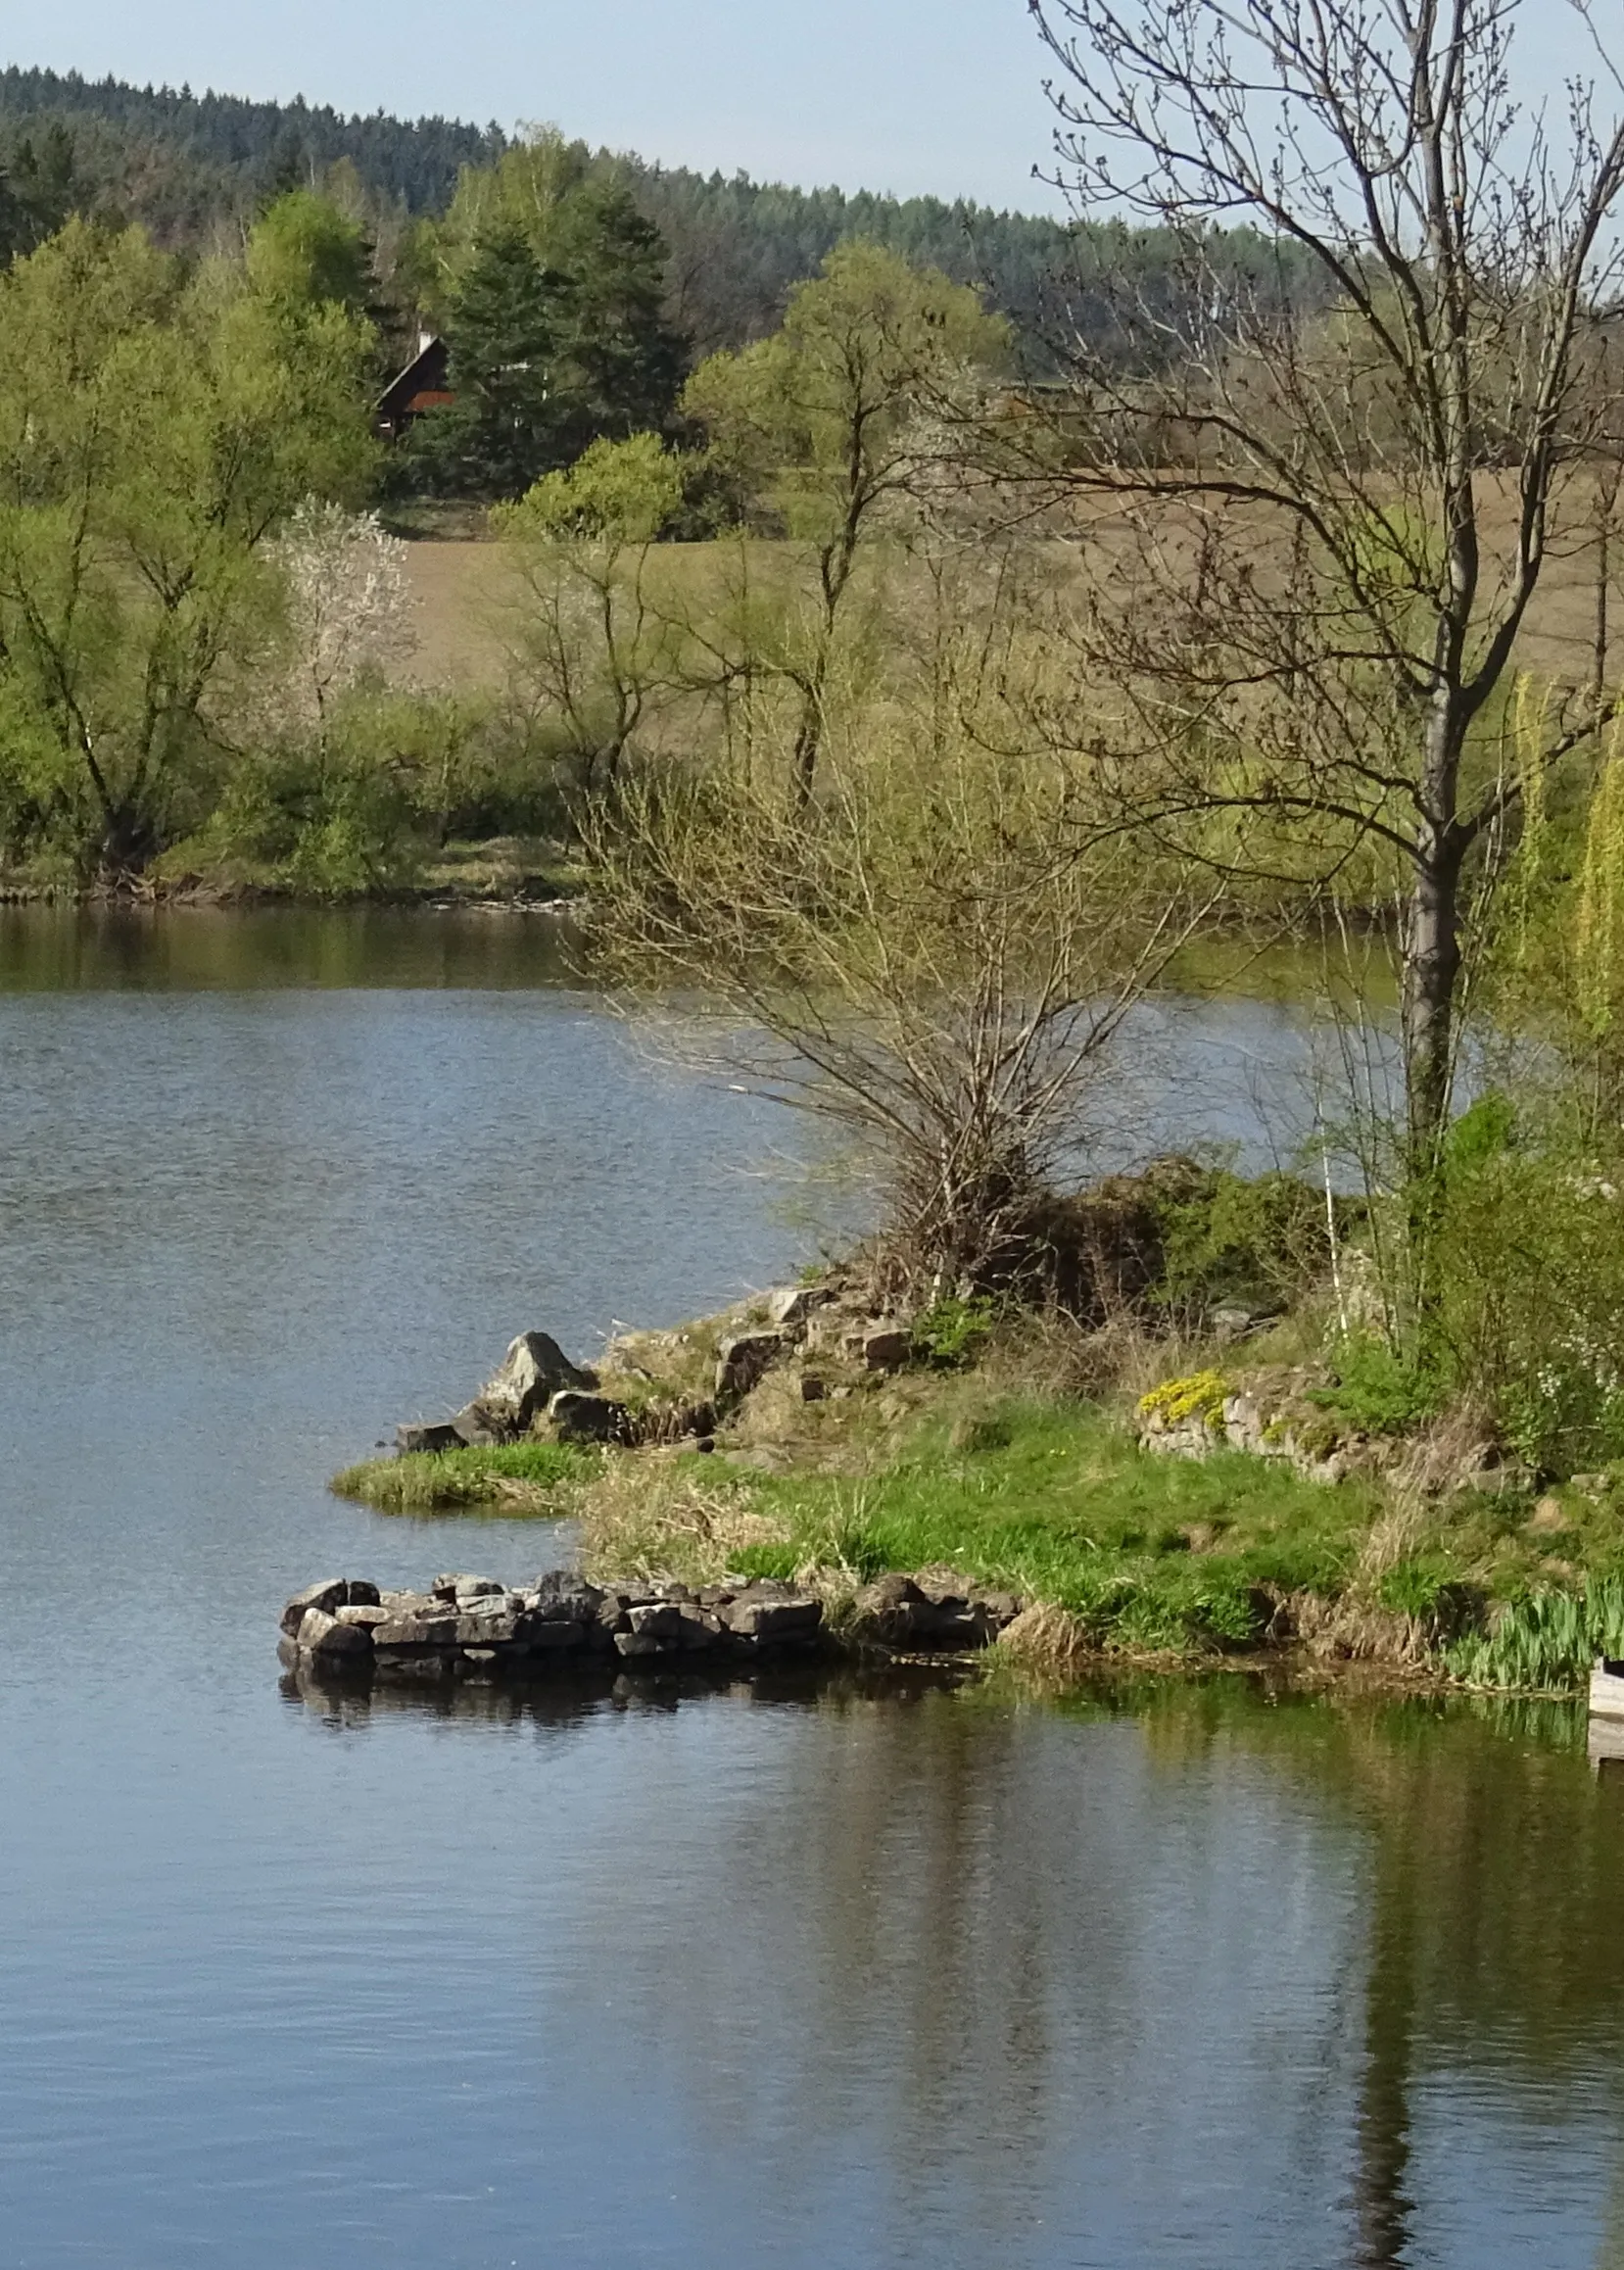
<box><xmin>0</xmin><ymin>66</ymin><xmax>500</xmax><ymax>212</ymax></box>
<box><xmin>0</xmin><ymin>63</ymin><xmax>1230</xmax><ymax>356</ymax></box>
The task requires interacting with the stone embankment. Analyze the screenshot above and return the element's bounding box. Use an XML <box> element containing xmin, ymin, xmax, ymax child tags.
<box><xmin>278</xmin><ymin>1566</ymin><xmax>1025</xmax><ymax>1682</ymax></box>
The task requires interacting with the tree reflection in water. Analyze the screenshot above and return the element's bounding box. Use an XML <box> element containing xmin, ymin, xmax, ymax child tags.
<box><xmin>282</xmin><ymin>1660</ymin><xmax>1624</xmax><ymax>2267</ymax></box>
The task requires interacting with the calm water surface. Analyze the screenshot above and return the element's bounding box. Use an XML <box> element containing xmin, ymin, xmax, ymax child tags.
<box><xmin>2</xmin><ymin>906</ymin><xmax>1622</xmax><ymax>2270</ymax></box>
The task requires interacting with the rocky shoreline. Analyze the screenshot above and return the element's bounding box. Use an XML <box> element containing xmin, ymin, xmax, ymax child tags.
<box><xmin>278</xmin><ymin>1566</ymin><xmax>1027</xmax><ymax>1685</ymax></box>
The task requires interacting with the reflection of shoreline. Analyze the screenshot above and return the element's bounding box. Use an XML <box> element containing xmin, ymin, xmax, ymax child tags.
<box><xmin>278</xmin><ymin>1658</ymin><xmax>972</xmax><ymax>1732</ymax></box>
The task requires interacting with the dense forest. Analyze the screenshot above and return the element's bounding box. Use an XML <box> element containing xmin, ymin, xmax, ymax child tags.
<box><xmin>0</xmin><ymin>64</ymin><xmax>1313</xmax><ymax>361</ymax></box>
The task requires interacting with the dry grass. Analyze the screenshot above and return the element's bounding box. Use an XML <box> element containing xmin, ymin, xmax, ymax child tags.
<box><xmin>993</xmin><ymin>1599</ymin><xmax>1094</xmax><ymax>1675</ymax></box>
<box><xmin>394</xmin><ymin>502</ymin><xmax>1624</xmax><ymax>699</ymax></box>
<box><xmin>574</xmin><ymin>1451</ymin><xmax>790</xmax><ymax>1585</ymax></box>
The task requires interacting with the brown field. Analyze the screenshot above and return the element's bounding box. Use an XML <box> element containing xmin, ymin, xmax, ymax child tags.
<box><xmin>397</xmin><ymin>481</ymin><xmax>1624</xmax><ymax>694</ymax></box>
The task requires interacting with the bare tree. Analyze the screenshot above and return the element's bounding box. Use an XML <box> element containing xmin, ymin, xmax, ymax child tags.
<box><xmin>1019</xmin><ymin>0</ymin><xmax>1624</xmax><ymax>1194</ymax></box>
<box><xmin>587</xmin><ymin>556</ymin><xmax>1210</xmax><ymax>1297</ymax></box>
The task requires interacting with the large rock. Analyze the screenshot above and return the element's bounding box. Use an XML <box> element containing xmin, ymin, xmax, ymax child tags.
<box><xmin>767</xmin><ymin>1284</ymin><xmax>827</xmax><ymax>1331</ymax></box>
<box><xmin>372</xmin><ymin>1612</ymin><xmax>459</xmax><ymax>1650</ymax></box>
<box><xmin>715</xmin><ymin>1331</ymin><xmax>785</xmax><ymax>1401</ymax></box>
<box><xmin>395</xmin><ymin>1421</ymin><xmax>463</xmax><ymax>1455</ymax></box>
<box><xmin>296</xmin><ymin>1608</ymin><xmax>374</xmax><ymax>1662</ymax></box>
<box><xmin>721</xmin><ymin>1586</ymin><xmax>823</xmax><ymax>1643</ymax></box>
<box><xmin>280</xmin><ymin>1577</ymin><xmax>377</xmax><ymax>1636</ymax></box>
<box><xmin>850</xmin><ymin>1570</ymin><xmax>1019</xmax><ymax>1650</ymax></box>
<box><xmin>861</xmin><ymin>1326</ymin><xmax>912</xmax><ymax>1373</ymax></box>
<box><xmin>523</xmin><ymin>1572</ymin><xmax>605</xmax><ymax>1624</ymax></box>
<box><xmin>478</xmin><ymin>1331</ymin><xmax>597</xmax><ymax>1430</ymax></box>
<box><xmin>548</xmin><ymin>1390</ymin><xmax>634</xmax><ymax>1444</ymax></box>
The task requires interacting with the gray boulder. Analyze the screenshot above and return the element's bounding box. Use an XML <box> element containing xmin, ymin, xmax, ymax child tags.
<box><xmin>477</xmin><ymin>1331</ymin><xmax>597</xmax><ymax>1431</ymax></box>
<box><xmin>861</xmin><ymin>1326</ymin><xmax>912</xmax><ymax>1373</ymax></box>
<box><xmin>296</xmin><ymin>1608</ymin><xmax>374</xmax><ymax>1662</ymax></box>
<box><xmin>767</xmin><ymin>1284</ymin><xmax>825</xmax><ymax>1330</ymax></box>
<box><xmin>280</xmin><ymin>1577</ymin><xmax>376</xmax><ymax>1636</ymax></box>
<box><xmin>281</xmin><ymin>1577</ymin><xmax>348</xmax><ymax>1635</ymax></box>
<box><xmin>721</xmin><ymin>1586</ymin><xmax>823</xmax><ymax>1643</ymax></box>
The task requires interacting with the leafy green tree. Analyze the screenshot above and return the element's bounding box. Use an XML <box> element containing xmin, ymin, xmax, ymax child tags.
<box><xmin>496</xmin><ymin>432</ymin><xmax>688</xmax><ymax>800</ymax></box>
<box><xmin>684</xmin><ymin>242</ymin><xmax>1008</xmax><ymax>802</ymax></box>
<box><xmin>406</xmin><ymin>130</ymin><xmax>686</xmax><ymax>499</ymax></box>
<box><xmin>245</xmin><ymin>188</ymin><xmax>371</xmax><ymax>314</ymax></box>
<box><xmin>0</xmin><ymin>218</ymin><xmax>376</xmax><ymax>880</ymax></box>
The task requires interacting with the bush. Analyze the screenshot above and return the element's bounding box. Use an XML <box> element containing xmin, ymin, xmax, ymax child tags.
<box><xmin>1423</xmin><ymin>1097</ymin><xmax>1624</xmax><ymax>1474</ymax></box>
<box><xmin>1150</xmin><ymin>1163</ymin><xmax>1346</xmax><ymax>1318</ymax></box>
<box><xmin>912</xmin><ymin>1294</ymin><xmax>998</xmax><ymax>1369</ymax></box>
<box><xmin>1313</xmin><ymin>1333</ymin><xmax>1445</xmax><ymax>1437</ymax></box>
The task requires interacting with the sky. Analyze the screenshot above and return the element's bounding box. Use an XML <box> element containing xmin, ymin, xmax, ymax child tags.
<box><xmin>5</xmin><ymin>0</ymin><xmax>1070</xmax><ymax>211</ymax></box>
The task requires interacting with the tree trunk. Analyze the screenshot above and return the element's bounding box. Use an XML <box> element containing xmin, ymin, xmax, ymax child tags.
<box><xmin>1401</xmin><ymin>845</ymin><xmax>1461</xmax><ymax>1176</ymax></box>
<box><xmin>96</xmin><ymin>804</ymin><xmax>157</xmax><ymax>887</ymax></box>
<box><xmin>790</xmin><ymin>691</ymin><xmax>822</xmax><ymax>813</ymax></box>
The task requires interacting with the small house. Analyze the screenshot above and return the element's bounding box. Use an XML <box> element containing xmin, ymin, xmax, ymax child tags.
<box><xmin>376</xmin><ymin>330</ymin><xmax>454</xmax><ymax>441</ymax></box>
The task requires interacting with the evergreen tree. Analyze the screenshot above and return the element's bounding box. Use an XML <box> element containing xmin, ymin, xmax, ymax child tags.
<box><xmin>409</xmin><ymin>228</ymin><xmax>572</xmax><ymax>498</ymax></box>
<box><xmin>411</xmin><ymin>184</ymin><xmax>686</xmax><ymax>499</ymax></box>
<box><xmin>548</xmin><ymin>176</ymin><xmax>685</xmax><ymax>458</ymax></box>
<box><xmin>0</xmin><ymin>124</ymin><xmax>81</xmax><ymax>266</ymax></box>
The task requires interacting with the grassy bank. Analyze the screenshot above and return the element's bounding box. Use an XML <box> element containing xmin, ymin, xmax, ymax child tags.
<box><xmin>330</xmin><ymin>1314</ymin><xmax>1624</xmax><ymax>1689</ymax></box>
<box><xmin>330</xmin><ymin>1439</ymin><xmax>598</xmax><ymax>1514</ymax></box>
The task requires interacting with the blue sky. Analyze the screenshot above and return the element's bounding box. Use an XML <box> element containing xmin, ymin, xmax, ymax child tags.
<box><xmin>7</xmin><ymin>0</ymin><xmax>1067</xmax><ymax>210</ymax></box>
<box><xmin>6</xmin><ymin>1</ymin><xmax>1615</xmax><ymax>213</ymax></box>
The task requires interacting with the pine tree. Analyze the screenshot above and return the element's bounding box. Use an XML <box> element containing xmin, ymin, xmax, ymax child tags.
<box><xmin>548</xmin><ymin>176</ymin><xmax>686</xmax><ymax>458</ymax></box>
<box><xmin>409</xmin><ymin>228</ymin><xmax>572</xmax><ymax>498</ymax></box>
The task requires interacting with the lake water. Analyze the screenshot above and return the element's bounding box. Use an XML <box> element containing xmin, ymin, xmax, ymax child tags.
<box><xmin>2</xmin><ymin>904</ymin><xmax>1622</xmax><ymax>2270</ymax></box>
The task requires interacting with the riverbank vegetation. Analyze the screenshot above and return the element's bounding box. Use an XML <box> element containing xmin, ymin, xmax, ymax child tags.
<box><xmin>304</xmin><ymin>0</ymin><xmax>1624</xmax><ymax>1692</ymax></box>
<box><xmin>329</xmin><ymin>1220</ymin><xmax>1624</xmax><ymax>1691</ymax></box>
<box><xmin>24</xmin><ymin>6</ymin><xmax>1624</xmax><ymax>1688</ymax></box>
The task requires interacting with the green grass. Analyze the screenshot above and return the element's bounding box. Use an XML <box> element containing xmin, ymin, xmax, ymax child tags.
<box><xmin>329</xmin><ymin>1439</ymin><xmax>599</xmax><ymax>1514</ymax></box>
<box><xmin>675</xmin><ymin>1396</ymin><xmax>1380</xmax><ymax>1657</ymax></box>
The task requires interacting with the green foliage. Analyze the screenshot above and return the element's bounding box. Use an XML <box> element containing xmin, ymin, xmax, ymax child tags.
<box><xmin>246</xmin><ymin>189</ymin><xmax>371</xmax><ymax>314</ymax></box>
<box><xmin>0</xmin><ymin>217</ymin><xmax>376</xmax><ymax>879</ymax></box>
<box><xmin>410</xmin><ymin>143</ymin><xmax>686</xmax><ymax>501</ymax></box>
<box><xmin>1150</xmin><ymin>1164</ymin><xmax>1339</xmax><ymax>1315</ymax></box>
<box><xmin>1377</xmin><ymin>1554</ymin><xmax>1464</xmax><ymax>1621</ymax></box>
<box><xmin>0</xmin><ymin>69</ymin><xmax>1324</xmax><ymax>372</ymax></box>
<box><xmin>1422</xmin><ymin>1098</ymin><xmax>1624</xmax><ymax>1473</ymax></box>
<box><xmin>407</xmin><ymin>228</ymin><xmax>571</xmax><ymax>499</ymax></box>
<box><xmin>685</xmin><ymin>242</ymin><xmax>1009</xmax><ymax>541</ymax></box>
<box><xmin>727</xmin><ymin>1541</ymin><xmax>802</xmax><ymax>1582</ymax></box>
<box><xmin>164</xmin><ymin>689</ymin><xmax>505</xmax><ymax>898</ymax></box>
<box><xmin>0</xmin><ymin>121</ymin><xmax>82</xmax><ymax>265</ymax></box>
<box><xmin>330</xmin><ymin>1439</ymin><xmax>598</xmax><ymax>1513</ymax></box>
<box><xmin>493</xmin><ymin>435</ymin><xmax>689</xmax><ymax>800</ymax></box>
<box><xmin>1447</xmin><ymin>1578</ymin><xmax>1624</xmax><ymax>1693</ymax></box>
<box><xmin>506</xmin><ymin>432</ymin><xmax>687</xmax><ymax>543</ymax></box>
<box><xmin>1313</xmin><ymin>1333</ymin><xmax>1445</xmax><ymax>1437</ymax></box>
<box><xmin>911</xmin><ymin>1294</ymin><xmax>998</xmax><ymax>1370</ymax></box>
<box><xmin>719</xmin><ymin>1396</ymin><xmax>1363</xmax><ymax>1652</ymax></box>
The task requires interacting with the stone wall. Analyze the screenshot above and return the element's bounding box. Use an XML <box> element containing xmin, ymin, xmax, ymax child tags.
<box><xmin>279</xmin><ymin>1565</ymin><xmax>1027</xmax><ymax>1683</ymax></box>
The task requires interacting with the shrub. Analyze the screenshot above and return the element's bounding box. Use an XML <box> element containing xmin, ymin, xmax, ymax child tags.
<box><xmin>912</xmin><ymin>1294</ymin><xmax>998</xmax><ymax>1370</ymax></box>
<box><xmin>1150</xmin><ymin>1164</ymin><xmax>1347</xmax><ymax>1318</ymax></box>
<box><xmin>1313</xmin><ymin>1333</ymin><xmax>1445</xmax><ymax>1437</ymax></box>
<box><xmin>1137</xmin><ymin>1370</ymin><xmax>1229</xmax><ymax>1431</ymax></box>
